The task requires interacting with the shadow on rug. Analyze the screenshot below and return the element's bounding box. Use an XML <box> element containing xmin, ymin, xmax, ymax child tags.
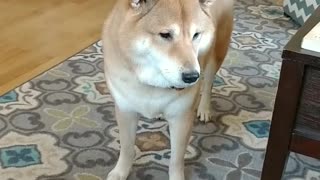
<box><xmin>0</xmin><ymin>0</ymin><xmax>319</xmax><ymax>179</ymax></box>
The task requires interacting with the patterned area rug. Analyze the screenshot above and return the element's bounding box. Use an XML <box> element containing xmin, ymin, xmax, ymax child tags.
<box><xmin>1</xmin><ymin>0</ymin><xmax>320</xmax><ymax>180</ymax></box>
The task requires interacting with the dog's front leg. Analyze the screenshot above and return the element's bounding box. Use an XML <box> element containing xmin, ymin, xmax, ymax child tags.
<box><xmin>107</xmin><ymin>106</ymin><xmax>138</xmax><ymax>180</ymax></box>
<box><xmin>168</xmin><ymin>112</ymin><xmax>194</xmax><ymax>180</ymax></box>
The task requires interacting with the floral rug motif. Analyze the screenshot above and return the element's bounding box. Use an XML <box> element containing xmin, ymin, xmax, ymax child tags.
<box><xmin>1</xmin><ymin>0</ymin><xmax>320</xmax><ymax>179</ymax></box>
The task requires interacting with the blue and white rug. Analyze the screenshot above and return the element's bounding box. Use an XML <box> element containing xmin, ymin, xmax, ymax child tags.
<box><xmin>0</xmin><ymin>0</ymin><xmax>319</xmax><ymax>179</ymax></box>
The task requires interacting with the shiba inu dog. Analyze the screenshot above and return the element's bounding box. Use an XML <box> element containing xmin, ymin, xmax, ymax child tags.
<box><xmin>102</xmin><ymin>0</ymin><xmax>233</xmax><ymax>179</ymax></box>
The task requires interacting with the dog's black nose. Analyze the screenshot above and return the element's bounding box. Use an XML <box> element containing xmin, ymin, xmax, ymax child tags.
<box><xmin>182</xmin><ymin>71</ymin><xmax>200</xmax><ymax>84</ymax></box>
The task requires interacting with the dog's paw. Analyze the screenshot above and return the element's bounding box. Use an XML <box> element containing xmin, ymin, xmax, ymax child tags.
<box><xmin>106</xmin><ymin>170</ymin><xmax>128</xmax><ymax>180</ymax></box>
<box><xmin>197</xmin><ymin>103</ymin><xmax>213</xmax><ymax>123</ymax></box>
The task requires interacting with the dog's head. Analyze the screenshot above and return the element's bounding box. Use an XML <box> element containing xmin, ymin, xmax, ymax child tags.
<box><xmin>118</xmin><ymin>0</ymin><xmax>215</xmax><ymax>89</ymax></box>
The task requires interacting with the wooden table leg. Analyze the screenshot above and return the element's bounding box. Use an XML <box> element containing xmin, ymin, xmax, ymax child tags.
<box><xmin>261</xmin><ymin>60</ymin><xmax>304</xmax><ymax>180</ymax></box>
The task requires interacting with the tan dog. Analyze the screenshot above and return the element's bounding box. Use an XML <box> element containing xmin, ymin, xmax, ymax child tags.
<box><xmin>102</xmin><ymin>0</ymin><xmax>233</xmax><ymax>179</ymax></box>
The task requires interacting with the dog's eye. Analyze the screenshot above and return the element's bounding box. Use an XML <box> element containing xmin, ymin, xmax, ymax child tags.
<box><xmin>159</xmin><ymin>32</ymin><xmax>172</xmax><ymax>40</ymax></box>
<box><xmin>193</xmin><ymin>32</ymin><xmax>201</xmax><ymax>40</ymax></box>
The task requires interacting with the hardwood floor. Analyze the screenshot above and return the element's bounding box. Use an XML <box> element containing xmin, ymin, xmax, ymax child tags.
<box><xmin>0</xmin><ymin>0</ymin><xmax>115</xmax><ymax>95</ymax></box>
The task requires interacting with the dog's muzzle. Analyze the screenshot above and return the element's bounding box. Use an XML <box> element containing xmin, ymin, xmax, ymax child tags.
<box><xmin>182</xmin><ymin>71</ymin><xmax>200</xmax><ymax>84</ymax></box>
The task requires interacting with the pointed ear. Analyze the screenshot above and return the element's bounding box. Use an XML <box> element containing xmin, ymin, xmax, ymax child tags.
<box><xmin>199</xmin><ymin>0</ymin><xmax>214</xmax><ymax>6</ymax></box>
<box><xmin>129</xmin><ymin>0</ymin><xmax>157</xmax><ymax>13</ymax></box>
<box><xmin>130</xmin><ymin>0</ymin><xmax>153</xmax><ymax>9</ymax></box>
<box><xmin>130</xmin><ymin>0</ymin><xmax>142</xmax><ymax>9</ymax></box>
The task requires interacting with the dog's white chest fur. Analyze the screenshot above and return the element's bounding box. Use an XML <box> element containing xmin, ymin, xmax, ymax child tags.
<box><xmin>106</xmin><ymin>76</ymin><xmax>198</xmax><ymax>119</ymax></box>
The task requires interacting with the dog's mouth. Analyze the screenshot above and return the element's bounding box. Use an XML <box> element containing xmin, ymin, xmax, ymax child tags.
<box><xmin>170</xmin><ymin>86</ymin><xmax>185</xmax><ymax>91</ymax></box>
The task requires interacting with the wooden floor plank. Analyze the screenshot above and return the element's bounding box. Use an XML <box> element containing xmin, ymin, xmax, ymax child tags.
<box><xmin>0</xmin><ymin>0</ymin><xmax>115</xmax><ymax>95</ymax></box>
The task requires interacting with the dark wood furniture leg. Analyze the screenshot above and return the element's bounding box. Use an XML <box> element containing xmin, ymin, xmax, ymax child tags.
<box><xmin>261</xmin><ymin>61</ymin><xmax>304</xmax><ymax>180</ymax></box>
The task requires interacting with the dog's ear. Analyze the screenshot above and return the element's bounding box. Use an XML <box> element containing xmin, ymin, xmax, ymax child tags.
<box><xmin>130</xmin><ymin>0</ymin><xmax>142</xmax><ymax>9</ymax></box>
<box><xmin>199</xmin><ymin>0</ymin><xmax>214</xmax><ymax>6</ymax></box>
<box><xmin>130</xmin><ymin>0</ymin><xmax>154</xmax><ymax>9</ymax></box>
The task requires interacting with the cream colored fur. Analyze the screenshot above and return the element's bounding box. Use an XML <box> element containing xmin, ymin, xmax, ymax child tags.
<box><xmin>102</xmin><ymin>0</ymin><xmax>233</xmax><ymax>179</ymax></box>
